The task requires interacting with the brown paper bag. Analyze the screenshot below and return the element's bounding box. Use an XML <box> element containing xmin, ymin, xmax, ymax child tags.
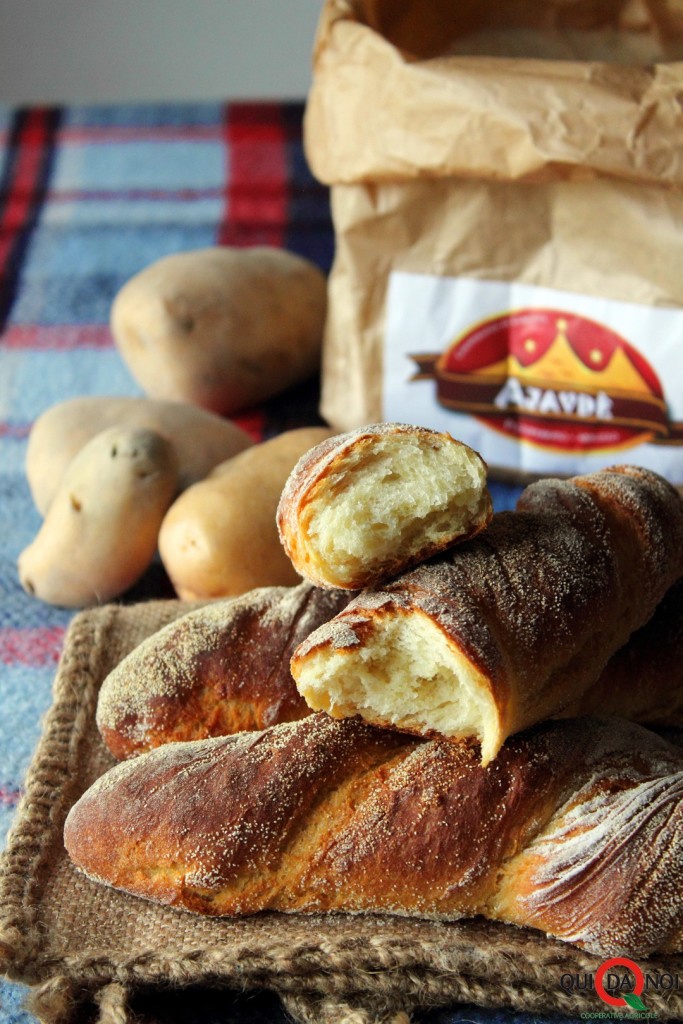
<box><xmin>305</xmin><ymin>0</ymin><xmax>683</xmax><ymax>482</ymax></box>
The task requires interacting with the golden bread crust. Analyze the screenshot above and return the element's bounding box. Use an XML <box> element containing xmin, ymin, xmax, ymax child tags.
<box><xmin>292</xmin><ymin>466</ymin><xmax>683</xmax><ymax>759</ymax></box>
<box><xmin>64</xmin><ymin>714</ymin><xmax>683</xmax><ymax>958</ymax></box>
<box><xmin>97</xmin><ymin>582</ymin><xmax>352</xmax><ymax>759</ymax></box>
<box><xmin>97</xmin><ymin>574</ymin><xmax>682</xmax><ymax>760</ymax></box>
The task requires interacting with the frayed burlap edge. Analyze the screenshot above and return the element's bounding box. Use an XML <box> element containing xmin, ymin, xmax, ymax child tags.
<box><xmin>1</xmin><ymin>602</ymin><xmax>683</xmax><ymax>1024</ymax></box>
<box><xmin>0</xmin><ymin>606</ymin><xmax>122</xmax><ymax>972</ymax></box>
<box><xmin>15</xmin><ymin>933</ymin><xmax>620</xmax><ymax>1024</ymax></box>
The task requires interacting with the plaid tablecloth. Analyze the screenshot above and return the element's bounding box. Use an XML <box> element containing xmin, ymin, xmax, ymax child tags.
<box><xmin>0</xmin><ymin>100</ymin><xmax>550</xmax><ymax>1024</ymax></box>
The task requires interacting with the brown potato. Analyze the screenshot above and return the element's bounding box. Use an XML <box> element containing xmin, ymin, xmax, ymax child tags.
<box><xmin>159</xmin><ymin>427</ymin><xmax>332</xmax><ymax>599</ymax></box>
<box><xmin>18</xmin><ymin>427</ymin><xmax>178</xmax><ymax>608</ymax></box>
<box><xmin>110</xmin><ymin>246</ymin><xmax>327</xmax><ymax>414</ymax></box>
<box><xmin>26</xmin><ymin>395</ymin><xmax>253</xmax><ymax>516</ymax></box>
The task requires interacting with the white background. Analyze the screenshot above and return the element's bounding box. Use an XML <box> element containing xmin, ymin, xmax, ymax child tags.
<box><xmin>0</xmin><ymin>0</ymin><xmax>321</xmax><ymax>104</ymax></box>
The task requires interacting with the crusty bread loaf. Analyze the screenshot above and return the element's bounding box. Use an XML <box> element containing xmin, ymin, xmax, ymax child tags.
<box><xmin>64</xmin><ymin>713</ymin><xmax>683</xmax><ymax>958</ymax></box>
<box><xmin>277</xmin><ymin>423</ymin><xmax>492</xmax><ymax>590</ymax></box>
<box><xmin>291</xmin><ymin>465</ymin><xmax>683</xmax><ymax>763</ymax></box>
<box><xmin>559</xmin><ymin>576</ymin><xmax>683</xmax><ymax>725</ymax></box>
<box><xmin>96</xmin><ymin>582</ymin><xmax>352</xmax><ymax>760</ymax></box>
<box><xmin>95</xmin><ymin>575</ymin><xmax>683</xmax><ymax>761</ymax></box>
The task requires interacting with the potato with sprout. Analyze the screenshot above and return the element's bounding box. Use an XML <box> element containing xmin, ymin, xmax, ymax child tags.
<box><xmin>26</xmin><ymin>395</ymin><xmax>253</xmax><ymax>516</ymax></box>
<box><xmin>19</xmin><ymin>427</ymin><xmax>178</xmax><ymax>607</ymax></box>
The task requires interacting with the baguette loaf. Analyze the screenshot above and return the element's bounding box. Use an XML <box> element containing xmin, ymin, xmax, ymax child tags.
<box><xmin>96</xmin><ymin>575</ymin><xmax>683</xmax><ymax>761</ymax></box>
<box><xmin>291</xmin><ymin>465</ymin><xmax>683</xmax><ymax>763</ymax></box>
<box><xmin>96</xmin><ymin>582</ymin><xmax>352</xmax><ymax>760</ymax></box>
<box><xmin>64</xmin><ymin>713</ymin><xmax>683</xmax><ymax>959</ymax></box>
<box><xmin>276</xmin><ymin>423</ymin><xmax>492</xmax><ymax>590</ymax></box>
<box><xmin>559</xmin><ymin>576</ymin><xmax>683</xmax><ymax>725</ymax></box>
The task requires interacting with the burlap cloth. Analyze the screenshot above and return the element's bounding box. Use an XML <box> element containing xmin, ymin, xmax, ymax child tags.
<box><xmin>1</xmin><ymin>602</ymin><xmax>682</xmax><ymax>1024</ymax></box>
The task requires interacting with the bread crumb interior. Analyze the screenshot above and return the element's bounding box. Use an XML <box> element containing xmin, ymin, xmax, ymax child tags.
<box><xmin>296</xmin><ymin>611</ymin><xmax>500</xmax><ymax>763</ymax></box>
<box><xmin>306</xmin><ymin>437</ymin><xmax>486</xmax><ymax>584</ymax></box>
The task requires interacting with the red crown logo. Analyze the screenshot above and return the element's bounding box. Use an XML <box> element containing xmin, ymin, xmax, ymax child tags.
<box><xmin>411</xmin><ymin>308</ymin><xmax>679</xmax><ymax>453</ymax></box>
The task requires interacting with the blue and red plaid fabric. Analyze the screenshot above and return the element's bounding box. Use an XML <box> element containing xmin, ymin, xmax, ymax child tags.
<box><xmin>0</xmin><ymin>100</ymin><xmax>536</xmax><ymax>1024</ymax></box>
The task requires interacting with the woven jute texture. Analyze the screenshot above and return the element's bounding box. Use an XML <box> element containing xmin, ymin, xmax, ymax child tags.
<box><xmin>1</xmin><ymin>602</ymin><xmax>682</xmax><ymax>1024</ymax></box>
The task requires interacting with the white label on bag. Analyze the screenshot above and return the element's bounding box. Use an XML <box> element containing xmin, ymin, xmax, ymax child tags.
<box><xmin>383</xmin><ymin>273</ymin><xmax>683</xmax><ymax>482</ymax></box>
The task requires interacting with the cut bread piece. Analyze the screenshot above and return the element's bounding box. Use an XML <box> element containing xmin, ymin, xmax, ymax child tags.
<box><xmin>276</xmin><ymin>422</ymin><xmax>492</xmax><ymax>589</ymax></box>
<box><xmin>291</xmin><ymin>466</ymin><xmax>683</xmax><ymax>763</ymax></box>
<box><xmin>97</xmin><ymin>575</ymin><xmax>683</xmax><ymax>761</ymax></box>
<box><xmin>294</xmin><ymin>603</ymin><xmax>504</xmax><ymax>763</ymax></box>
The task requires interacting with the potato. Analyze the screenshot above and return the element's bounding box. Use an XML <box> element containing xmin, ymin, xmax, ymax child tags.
<box><xmin>18</xmin><ymin>427</ymin><xmax>178</xmax><ymax>608</ymax></box>
<box><xmin>26</xmin><ymin>395</ymin><xmax>253</xmax><ymax>516</ymax></box>
<box><xmin>110</xmin><ymin>246</ymin><xmax>327</xmax><ymax>414</ymax></box>
<box><xmin>159</xmin><ymin>427</ymin><xmax>332</xmax><ymax>599</ymax></box>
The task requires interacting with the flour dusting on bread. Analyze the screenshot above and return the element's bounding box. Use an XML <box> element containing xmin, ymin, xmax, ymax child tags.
<box><xmin>292</xmin><ymin>468</ymin><xmax>683</xmax><ymax>763</ymax></box>
<box><xmin>64</xmin><ymin>714</ymin><xmax>683</xmax><ymax>956</ymax></box>
<box><xmin>97</xmin><ymin>582</ymin><xmax>351</xmax><ymax>758</ymax></box>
